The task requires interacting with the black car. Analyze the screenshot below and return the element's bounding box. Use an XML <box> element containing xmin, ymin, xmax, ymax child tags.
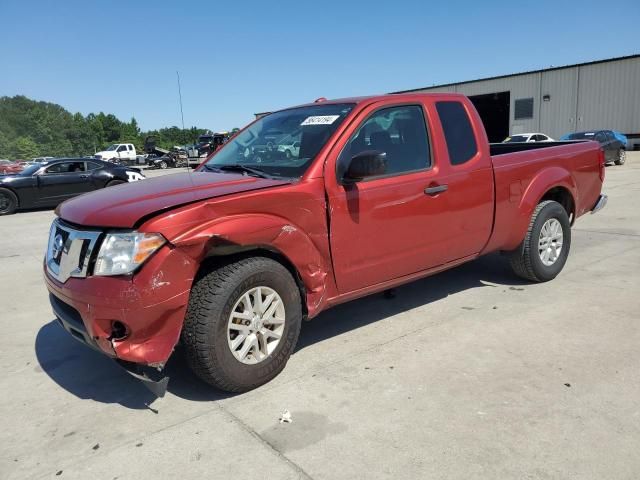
<box><xmin>563</xmin><ymin>130</ymin><xmax>626</xmax><ymax>165</ymax></box>
<box><xmin>0</xmin><ymin>158</ymin><xmax>145</xmax><ymax>215</ymax></box>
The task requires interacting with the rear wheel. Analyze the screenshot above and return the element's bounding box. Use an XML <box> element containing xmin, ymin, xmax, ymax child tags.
<box><xmin>182</xmin><ymin>257</ymin><xmax>302</xmax><ymax>392</ymax></box>
<box><xmin>509</xmin><ymin>200</ymin><xmax>571</xmax><ymax>282</ymax></box>
<box><xmin>0</xmin><ymin>188</ymin><xmax>18</xmax><ymax>215</ymax></box>
<box><xmin>614</xmin><ymin>149</ymin><xmax>626</xmax><ymax>165</ymax></box>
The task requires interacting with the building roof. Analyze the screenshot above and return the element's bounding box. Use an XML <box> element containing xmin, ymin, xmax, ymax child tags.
<box><xmin>391</xmin><ymin>54</ymin><xmax>640</xmax><ymax>94</ymax></box>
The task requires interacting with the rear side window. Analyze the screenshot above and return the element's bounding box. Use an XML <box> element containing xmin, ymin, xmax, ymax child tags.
<box><xmin>436</xmin><ymin>101</ymin><xmax>478</xmax><ymax>165</ymax></box>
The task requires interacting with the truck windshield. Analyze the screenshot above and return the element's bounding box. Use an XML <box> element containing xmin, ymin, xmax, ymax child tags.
<box><xmin>105</xmin><ymin>145</ymin><xmax>118</xmax><ymax>151</ymax></box>
<box><xmin>203</xmin><ymin>103</ymin><xmax>354</xmax><ymax>179</ymax></box>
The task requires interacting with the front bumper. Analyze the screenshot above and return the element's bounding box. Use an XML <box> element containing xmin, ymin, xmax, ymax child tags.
<box><xmin>44</xmin><ymin>244</ymin><xmax>199</xmax><ymax>393</ymax></box>
<box><xmin>591</xmin><ymin>194</ymin><xmax>608</xmax><ymax>214</ymax></box>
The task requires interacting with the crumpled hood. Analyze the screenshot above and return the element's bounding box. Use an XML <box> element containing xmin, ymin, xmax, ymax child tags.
<box><xmin>57</xmin><ymin>171</ymin><xmax>290</xmax><ymax>228</ymax></box>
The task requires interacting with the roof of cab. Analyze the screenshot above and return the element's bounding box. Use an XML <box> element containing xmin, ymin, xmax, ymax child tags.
<box><xmin>277</xmin><ymin>92</ymin><xmax>466</xmax><ymax>112</ymax></box>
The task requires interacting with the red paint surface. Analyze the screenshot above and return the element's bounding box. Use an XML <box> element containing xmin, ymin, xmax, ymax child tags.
<box><xmin>46</xmin><ymin>93</ymin><xmax>604</xmax><ymax>368</ymax></box>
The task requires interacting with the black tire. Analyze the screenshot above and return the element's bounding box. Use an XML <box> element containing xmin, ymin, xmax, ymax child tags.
<box><xmin>614</xmin><ymin>149</ymin><xmax>626</xmax><ymax>166</ymax></box>
<box><xmin>0</xmin><ymin>188</ymin><xmax>18</xmax><ymax>215</ymax></box>
<box><xmin>106</xmin><ymin>179</ymin><xmax>126</xmax><ymax>187</ymax></box>
<box><xmin>182</xmin><ymin>257</ymin><xmax>302</xmax><ymax>392</ymax></box>
<box><xmin>160</xmin><ymin>160</ymin><xmax>168</xmax><ymax>169</ymax></box>
<box><xmin>509</xmin><ymin>200</ymin><xmax>571</xmax><ymax>282</ymax></box>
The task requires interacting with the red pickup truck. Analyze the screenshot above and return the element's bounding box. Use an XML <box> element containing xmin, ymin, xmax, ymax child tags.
<box><xmin>44</xmin><ymin>93</ymin><xmax>607</xmax><ymax>395</ymax></box>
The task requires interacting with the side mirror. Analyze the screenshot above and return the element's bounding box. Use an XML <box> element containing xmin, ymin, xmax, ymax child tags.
<box><xmin>341</xmin><ymin>150</ymin><xmax>387</xmax><ymax>184</ymax></box>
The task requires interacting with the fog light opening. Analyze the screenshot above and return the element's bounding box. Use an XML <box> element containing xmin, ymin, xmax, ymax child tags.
<box><xmin>110</xmin><ymin>321</ymin><xmax>129</xmax><ymax>341</ymax></box>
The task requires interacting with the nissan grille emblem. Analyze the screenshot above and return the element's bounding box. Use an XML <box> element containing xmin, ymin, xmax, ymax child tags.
<box><xmin>52</xmin><ymin>234</ymin><xmax>64</xmax><ymax>259</ymax></box>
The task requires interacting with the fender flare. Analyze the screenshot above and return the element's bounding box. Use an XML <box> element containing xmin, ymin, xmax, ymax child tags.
<box><xmin>171</xmin><ymin>213</ymin><xmax>330</xmax><ymax>317</ymax></box>
<box><xmin>508</xmin><ymin>167</ymin><xmax>577</xmax><ymax>249</ymax></box>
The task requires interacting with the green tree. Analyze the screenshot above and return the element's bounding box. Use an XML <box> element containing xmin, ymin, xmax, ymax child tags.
<box><xmin>0</xmin><ymin>95</ymin><xmax>219</xmax><ymax>159</ymax></box>
<box><xmin>11</xmin><ymin>136</ymin><xmax>39</xmax><ymax>159</ymax></box>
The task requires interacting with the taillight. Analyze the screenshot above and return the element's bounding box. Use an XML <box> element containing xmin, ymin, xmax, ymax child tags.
<box><xmin>598</xmin><ymin>148</ymin><xmax>605</xmax><ymax>182</ymax></box>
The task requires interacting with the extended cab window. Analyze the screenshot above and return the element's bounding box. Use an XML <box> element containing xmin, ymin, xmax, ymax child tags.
<box><xmin>436</xmin><ymin>101</ymin><xmax>478</xmax><ymax>165</ymax></box>
<box><xmin>339</xmin><ymin>105</ymin><xmax>430</xmax><ymax>177</ymax></box>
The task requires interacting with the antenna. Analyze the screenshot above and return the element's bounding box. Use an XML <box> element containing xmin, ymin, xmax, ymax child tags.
<box><xmin>176</xmin><ymin>71</ymin><xmax>190</xmax><ymax>173</ymax></box>
<box><xmin>176</xmin><ymin>71</ymin><xmax>185</xmax><ymax>130</ymax></box>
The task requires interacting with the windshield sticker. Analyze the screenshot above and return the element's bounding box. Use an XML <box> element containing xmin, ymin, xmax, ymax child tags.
<box><xmin>300</xmin><ymin>115</ymin><xmax>340</xmax><ymax>126</ymax></box>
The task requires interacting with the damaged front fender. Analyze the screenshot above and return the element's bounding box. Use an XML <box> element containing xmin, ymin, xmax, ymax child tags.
<box><xmin>168</xmin><ymin>214</ymin><xmax>331</xmax><ymax>317</ymax></box>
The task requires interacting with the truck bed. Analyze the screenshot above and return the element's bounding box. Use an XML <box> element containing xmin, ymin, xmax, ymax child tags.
<box><xmin>483</xmin><ymin>139</ymin><xmax>603</xmax><ymax>255</ymax></box>
<box><xmin>490</xmin><ymin>141</ymin><xmax>583</xmax><ymax>156</ymax></box>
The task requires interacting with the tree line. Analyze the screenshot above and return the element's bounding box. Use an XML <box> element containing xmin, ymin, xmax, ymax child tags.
<box><xmin>0</xmin><ymin>95</ymin><xmax>214</xmax><ymax>160</ymax></box>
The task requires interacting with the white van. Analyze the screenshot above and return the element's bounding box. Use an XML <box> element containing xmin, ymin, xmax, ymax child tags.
<box><xmin>95</xmin><ymin>143</ymin><xmax>137</xmax><ymax>163</ymax></box>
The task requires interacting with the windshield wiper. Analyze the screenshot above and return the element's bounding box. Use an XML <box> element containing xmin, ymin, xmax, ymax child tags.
<box><xmin>204</xmin><ymin>164</ymin><xmax>272</xmax><ymax>179</ymax></box>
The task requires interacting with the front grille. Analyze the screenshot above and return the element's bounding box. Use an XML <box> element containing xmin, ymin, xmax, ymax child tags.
<box><xmin>46</xmin><ymin>219</ymin><xmax>101</xmax><ymax>283</ymax></box>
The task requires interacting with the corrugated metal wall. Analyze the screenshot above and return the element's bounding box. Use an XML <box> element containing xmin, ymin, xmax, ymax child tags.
<box><xmin>576</xmin><ymin>58</ymin><xmax>640</xmax><ymax>132</ymax></box>
<box><xmin>411</xmin><ymin>56</ymin><xmax>640</xmax><ymax>140</ymax></box>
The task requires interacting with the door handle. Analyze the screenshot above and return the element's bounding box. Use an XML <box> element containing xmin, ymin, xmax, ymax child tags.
<box><xmin>424</xmin><ymin>184</ymin><xmax>448</xmax><ymax>196</ymax></box>
<box><xmin>79</xmin><ymin>174</ymin><xmax>89</xmax><ymax>178</ymax></box>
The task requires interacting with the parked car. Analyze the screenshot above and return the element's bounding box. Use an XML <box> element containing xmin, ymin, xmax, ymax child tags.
<box><xmin>0</xmin><ymin>159</ymin><xmax>24</xmax><ymax>175</ymax></box>
<box><xmin>611</xmin><ymin>131</ymin><xmax>628</xmax><ymax>149</ymax></box>
<box><xmin>0</xmin><ymin>158</ymin><xmax>145</xmax><ymax>215</ymax></box>
<box><xmin>503</xmin><ymin>133</ymin><xmax>555</xmax><ymax>143</ymax></box>
<box><xmin>148</xmin><ymin>153</ymin><xmax>186</xmax><ymax>169</ymax></box>
<box><xmin>44</xmin><ymin>93</ymin><xmax>606</xmax><ymax>396</ymax></box>
<box><xmin>561</xmin><ymin>130</ymin><xmax>626</xmax><ymax>165</ymax></box>
<box><xmin>277</xmin><ymin>139</ymin><xmax>301</xmax><ymax>158</ymax></box>
<box><xmin>94</xmin><ymin>143</ymin><xmax>137</xmax><ymax>164</ymax></box>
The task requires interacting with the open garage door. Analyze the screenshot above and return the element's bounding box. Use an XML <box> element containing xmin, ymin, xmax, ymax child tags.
<box><xmin>469</xmin><ymin>91</ymin><xmax>510</xmax><ymax>143</ymax></box>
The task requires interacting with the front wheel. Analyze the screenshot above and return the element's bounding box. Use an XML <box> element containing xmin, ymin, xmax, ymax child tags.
<box><xmin>159</xmin><ymin>160</ymin><xmax>168</xmax><ymax>169</ymax></box>
<box><xmin>182</xmin><ymin>257</ymin><xmax>302</xmax><ymax>392</ymax></box>
<box><xmin>615</xmin><ymin>149</ymin><xmax>626</xmax><ymax>166</ymax></box>
<box><xmin>509</xmin><ymin>200</ymin><xmax>571</xmax><ymax>282</ymax></box>
<box><xmin>0</xmin><ymin>188</ymin><xmax>18</xmax><ymax>215</ymax></box>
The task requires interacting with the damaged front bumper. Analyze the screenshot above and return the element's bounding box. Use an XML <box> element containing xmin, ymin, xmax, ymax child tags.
<box><xmin>44</xmin><ymin>244</ymin><xmax>198</xmax><ymax>397</ymax></box>
<box><xmin>50</xmin><ymin>293</ymin><xmax>171</xmax><ymax>396</ymax></box>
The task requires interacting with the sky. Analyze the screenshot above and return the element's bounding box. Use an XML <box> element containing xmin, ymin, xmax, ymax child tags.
<box><xmin>0</xmin><ymin>0</ymin><xmax>638</xmax><ymax>132</ymax></box>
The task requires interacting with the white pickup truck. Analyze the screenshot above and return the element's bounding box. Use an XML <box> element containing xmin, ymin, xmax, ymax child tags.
<box><xmin>95</xmin><ymin>143</ymin><xmax>137</xmax><ymax>163</ymax></box>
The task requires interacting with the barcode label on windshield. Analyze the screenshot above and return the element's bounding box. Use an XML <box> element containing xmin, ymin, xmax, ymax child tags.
<box><xmin>300</xmin><ymin>115</ymin><xmax>340</xmax><ymax>126</ymax></box>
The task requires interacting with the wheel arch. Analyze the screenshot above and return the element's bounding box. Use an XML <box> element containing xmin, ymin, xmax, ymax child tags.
<box><xmin>500</xmin><ymin>167</ymin><xmax>577</xmax><ymax>251</ymax></box>
<box><xmin>0</xmin><ymin>185</ymin><xmax>20</xmax><ymax>208</ymax></box>
<box><xmin>170</xmin><ymin>213</ymin><xmax>332</xmax><ymax>318</ymax></box>
<box><xmin>539</xmin><ymin>185</ymin><xmax>576</xmax><ymax>224</ymax></box>
<box><xmin>197</xmin><ymin>247</ymin><xmax>309</xmax><ymax>320</ymax></box>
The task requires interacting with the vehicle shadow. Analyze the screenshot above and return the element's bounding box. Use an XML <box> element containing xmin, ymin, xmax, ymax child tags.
<box><xmin>34</xmin><ymin>253</ymin><xmax>526</xmax><ymax>408</ymax></box>
<box><xmin>34</xmin><ymin>323</ymin><xmax>233</xmax><ymax>409</ymax></box>
<box><xmin>295</xmin><ymin>252</ymin><xmax>526</xmax><ymax>351</ymax></box>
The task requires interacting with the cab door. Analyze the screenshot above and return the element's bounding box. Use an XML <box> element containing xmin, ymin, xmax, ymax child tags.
<box><xmin>325</xmin><ymin>102</ymin><xmax>453</xmax><ymax>293</ymax></box>
<box><xmin>35</xmin><ymin>161</ymin><xmax>92</xmax><ymax>206</ymax></box>
<box><xmin>430</xmin><ymin>100</ymin><xmax>494</xmax><ymax>263</ymax></box>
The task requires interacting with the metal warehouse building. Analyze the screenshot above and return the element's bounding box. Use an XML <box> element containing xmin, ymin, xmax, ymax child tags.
<box><xmin>393</xmin><ymin>54</ymin><xmax>640</xmax><ymax>147</ymax></box>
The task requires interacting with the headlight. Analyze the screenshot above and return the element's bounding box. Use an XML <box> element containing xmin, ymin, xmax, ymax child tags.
<box><xmin>94</xmin><ymin>232</ymin><xmax>166</xmax><ymax>276</ymax></box>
